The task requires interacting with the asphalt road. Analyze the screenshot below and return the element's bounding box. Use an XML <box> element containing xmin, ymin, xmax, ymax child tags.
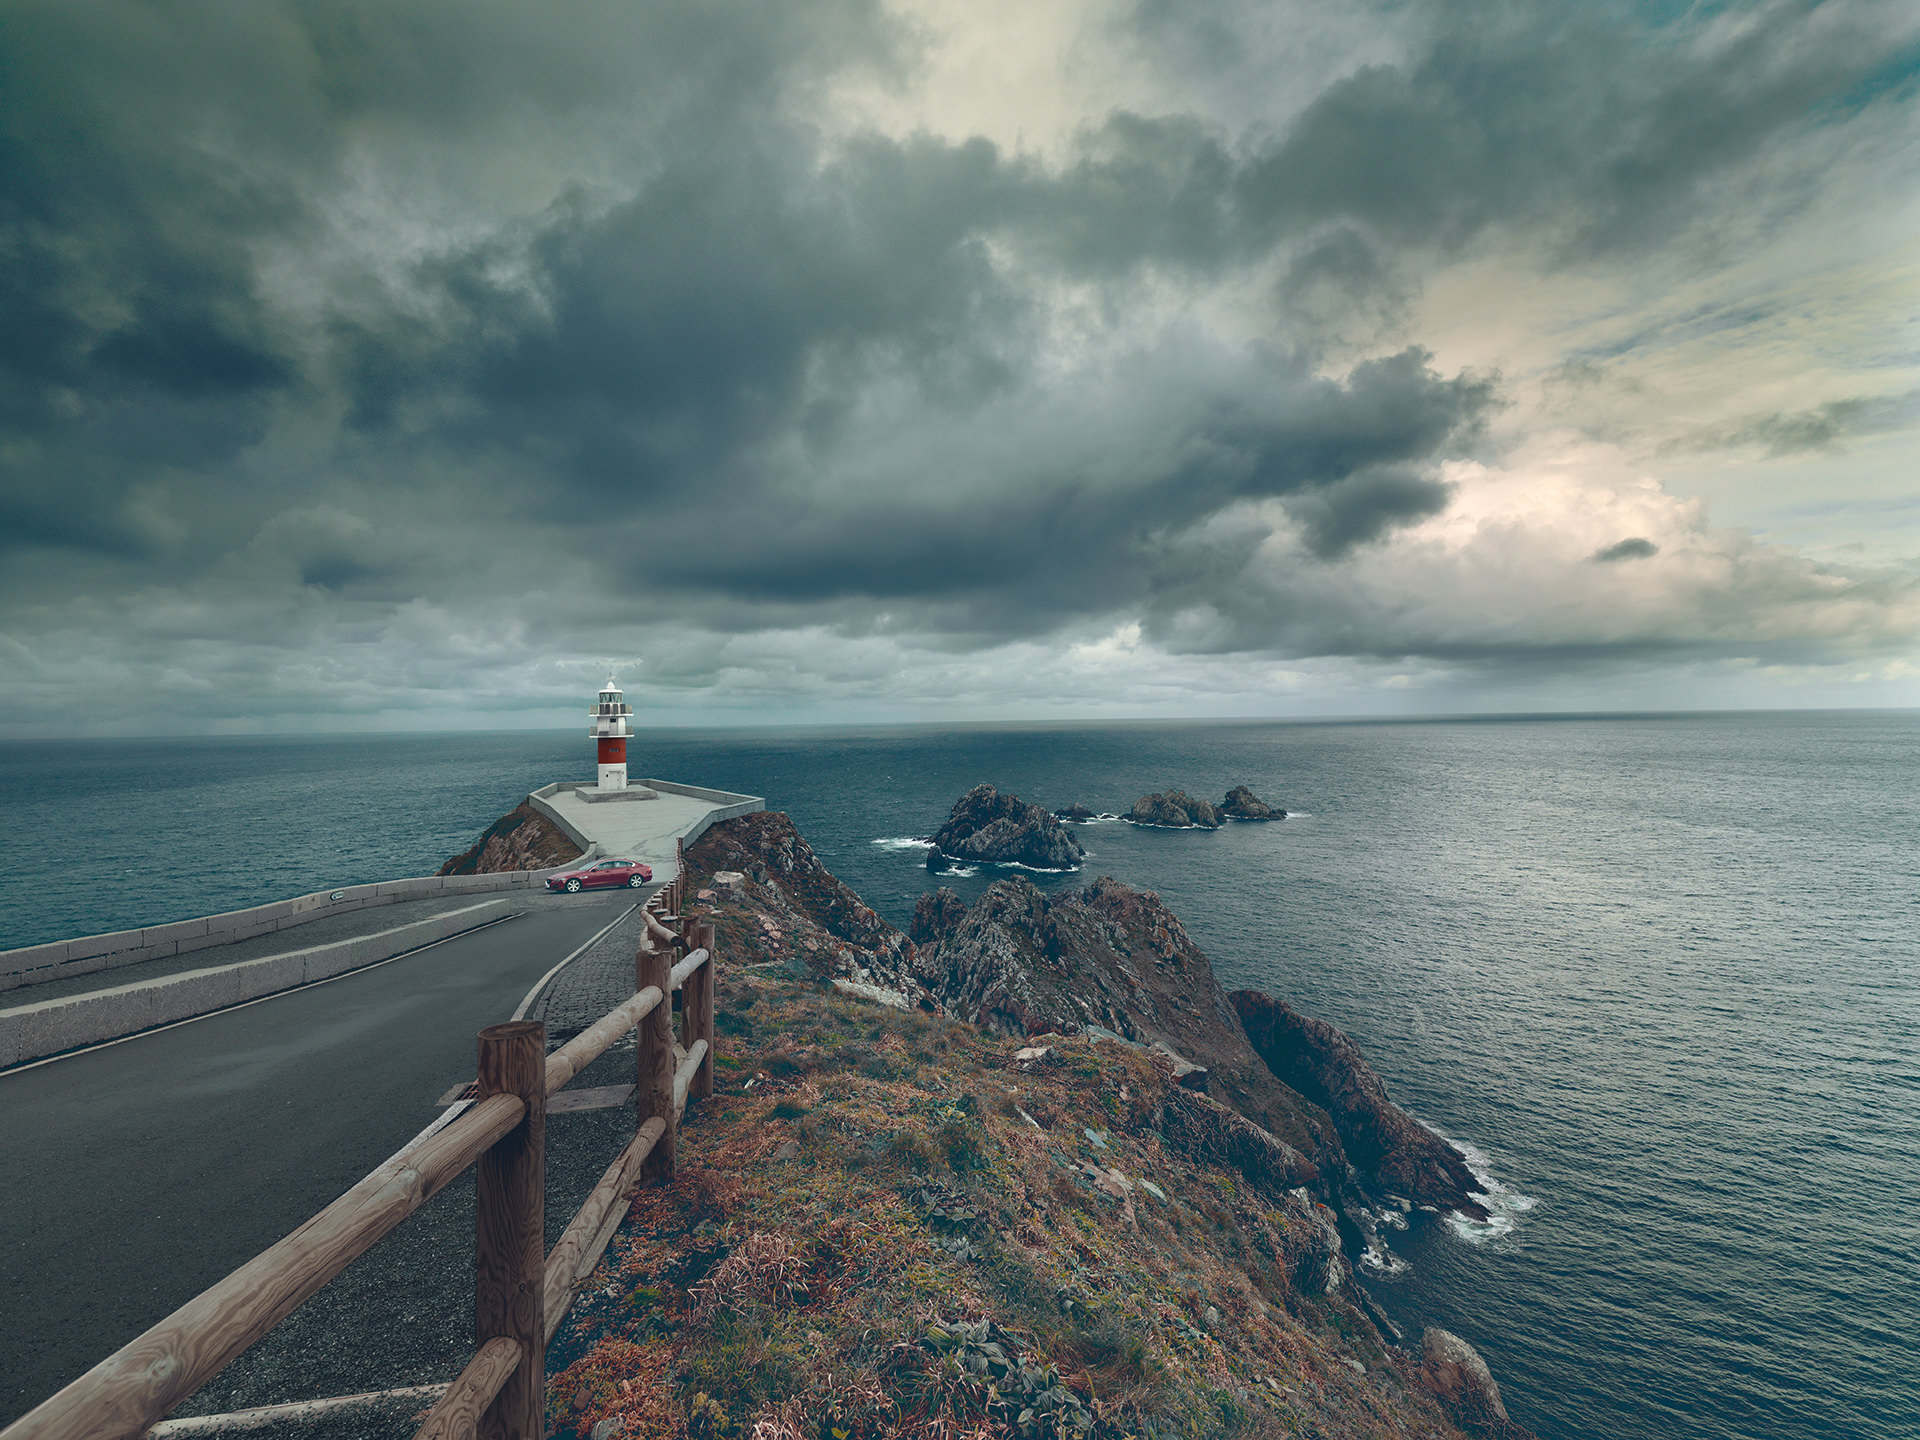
<box><xmin>0</xmin><ymin>893</ymin><xmax>638</xmax><ymax>1428</ymax></box>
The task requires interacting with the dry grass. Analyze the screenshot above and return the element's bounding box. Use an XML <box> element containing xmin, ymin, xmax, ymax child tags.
<box><xmin>547</xmin><ymin>973</ymin><xmax>1470</xmax><ymax>1440</ymax></box>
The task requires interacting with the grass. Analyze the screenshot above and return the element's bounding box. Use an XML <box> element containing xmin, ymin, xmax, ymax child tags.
<box><xmin>544</xmin><ymin>971</ymin><xmax>1473</xmax><ymax>1440</ymax></box>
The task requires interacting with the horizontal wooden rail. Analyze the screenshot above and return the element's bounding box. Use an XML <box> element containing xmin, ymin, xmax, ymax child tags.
<box><xmin>541</xmin><ymin>1116</ymin><xmax>669</xmax><ymax>1343</ymax></box>
<box><xmin>673</xmin><ymin>1039</ymin><xmax>709</xmax><ymax>1112</ymax></box>
<box><xmin>5</xmin><ymin>848</ymin><xmax>719</xmax><ymax>1440</ymax></box>
<box><xmin>148</xmin><ymin>1383</ymin><xmax>452</xmax><ymax>1435</ymax></box>
<box><xmin>544</xmin><ymin>985</ymin><xmax>663</xmax><ymax>1096</ymax></box>
<box><xmin>669</xmin><ymin>946</ymin><xmax>709</xmax><ymax>991</ymax></box>
<box><xmin>410</xmin><ymin>1336</ymin><xmax>522</xmax><ymax>1440</ymax></box>
<box><xmin>2</xmin><ymin>1094</ymin><xmax>525</xmax><ymax>1440</ymax></box>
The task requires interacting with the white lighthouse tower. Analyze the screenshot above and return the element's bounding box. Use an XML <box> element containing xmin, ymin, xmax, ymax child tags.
<box><xmin>589</xmin><ymin>673</ymin><xmax>635</xmax><ymax>792</ymax></box>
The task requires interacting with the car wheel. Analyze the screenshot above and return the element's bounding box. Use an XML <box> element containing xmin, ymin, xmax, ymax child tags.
<box><xmin>628</xmin><ymin>873</ymin><xmax>645</xmax><ymax>888</ymax></box>
<box><xmin>564</xmin><ymin>877</ymin><xmax>582</xmax><ymax>892</ymax></box>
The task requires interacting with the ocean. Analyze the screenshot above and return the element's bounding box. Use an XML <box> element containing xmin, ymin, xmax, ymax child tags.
<box><xmin>2</xmin><ymin>712</ymin><xmax>1914</xmax><ymax>1440</ymax></box>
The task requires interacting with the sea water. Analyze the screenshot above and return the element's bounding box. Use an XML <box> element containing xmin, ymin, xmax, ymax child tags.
<box><xmin>2</xmin><ymin>712</ymin><xmax>1914</xmax><ymax>1440</ymax></box>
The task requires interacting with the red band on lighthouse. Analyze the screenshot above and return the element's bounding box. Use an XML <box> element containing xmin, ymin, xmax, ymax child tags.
<box><xmin>591</xmin><ymin>672</ymin><xmax>635</xmax><ymax>793</ymax></box>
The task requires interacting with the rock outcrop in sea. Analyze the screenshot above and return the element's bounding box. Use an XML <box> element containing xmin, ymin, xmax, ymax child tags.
<box><xmin>1053</xmin><ymin>803</ymin><xmax>1096</xmax><ymax>822</ymax></box>
<box><xmin>1127</xmin><ymin>789</ymin><xmax>1226</xmax><ymax>827</ymax></box>
<box><xmin>1128</xmin><ymin>786</ymin><xmax>1286</xmax><ymax>825</ymax></box>
<box><xmin>924</xmin><ymin>783</ymin><xmax>1085</xmax><ymax>871</ymax></box>
<box><xmin>1222</xmin><ymin>784</ymin><xmax>1286</xmax><ymax>820</ymax></box>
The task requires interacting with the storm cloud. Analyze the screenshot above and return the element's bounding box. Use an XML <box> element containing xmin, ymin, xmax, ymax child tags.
<box><xmin>1</xmin><ymin>0</ymin><xmax>1916</xmax><ymax>731</ymax></box>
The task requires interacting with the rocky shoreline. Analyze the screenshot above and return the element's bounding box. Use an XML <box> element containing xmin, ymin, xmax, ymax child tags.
<box><xmin>453</xmin><ymin>799</ymin><xmax>1533</xmax><ymax>1439</ymax></box>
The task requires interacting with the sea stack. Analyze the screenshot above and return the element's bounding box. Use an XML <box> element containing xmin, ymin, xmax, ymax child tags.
<box><xmin>589</xmin><ymin>672</ymin><xmax>635</xmax><ymax>791</ymax></box>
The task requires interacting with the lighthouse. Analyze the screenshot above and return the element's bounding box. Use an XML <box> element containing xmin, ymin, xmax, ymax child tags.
<box><xmin>589</xmin><ymin>673</ymin><xmax>635</xmax><ymax>791</ymax></box>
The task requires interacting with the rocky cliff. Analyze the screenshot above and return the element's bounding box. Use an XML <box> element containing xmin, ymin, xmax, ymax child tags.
<box><xmin>438</xmin><ymin>800</ymin><xmax>582</xmax><ymax>875</ymax></box>
<box><xmin>926</xmin><ymin>784</ymin><xmax>1085</xmax><ymax>871</ymax></box>
<box><xmin>1232</xmin><ymin>992</ymin><xmax>1488</xmax><ymax>1221</ymax></box>
<box><xmin>908</xmin><ymin>876</ymin><xmax>1333</xmax><ymax>1164</ymax></box>
<box><xmin>684</xmin><ymin>810</ymin><xmax>918</xmax><ymax>992</ymax></box>
<box><xmin>459</xmin><ymin>805</ymin><xmax>1534</xmax><ymax>1438</ymax></box>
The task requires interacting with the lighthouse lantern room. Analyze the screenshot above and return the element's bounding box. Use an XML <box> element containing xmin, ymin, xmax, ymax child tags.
<box><xmin>590</xmin><ymin>673</ymin><xmax>635</xmax><ymax>791</ymax></box>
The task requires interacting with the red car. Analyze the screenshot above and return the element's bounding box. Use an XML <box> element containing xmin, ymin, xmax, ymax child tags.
<box><xmin>546</xmin><ymin>858</ymin><xmax>654</xmax><ymax>893</ymax></box>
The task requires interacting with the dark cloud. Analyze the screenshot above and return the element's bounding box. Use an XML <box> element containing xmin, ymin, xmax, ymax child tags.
<box><xmin>1592</xmin><ymin>537</ymin><xmax>1658</xmax><ymax>562</ymax></box>
<box><xmin>1669</xmin><ymin>389</ymin><xmax>1920</xmax><ymax>456</ymax></box>
<box><xmin>0</xmin><ymin>0</ymin><xmax>1913</xmax><ymax>729</ymax></box>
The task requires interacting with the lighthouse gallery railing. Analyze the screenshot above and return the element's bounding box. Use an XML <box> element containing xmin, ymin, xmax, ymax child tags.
<box><xmin>2</xmin><ymin>868</ymin><xmax>712</xmax><ymax>1440</ymax></box>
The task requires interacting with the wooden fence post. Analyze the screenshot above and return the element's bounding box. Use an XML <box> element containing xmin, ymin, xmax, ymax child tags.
<box><xmin>687</xmin><ymin>919</ymin><xmax>715</xmax><ymax>1101</ymax></box>
<box><xmin>475</xmin><ymin>1021</ymin><xmax>545</xmax><ymax>1440</ymax></box>
<box><xmin>637</xmin><ymin>941</ymin><xmax>675</xmax><ymax>1182</ymax></box>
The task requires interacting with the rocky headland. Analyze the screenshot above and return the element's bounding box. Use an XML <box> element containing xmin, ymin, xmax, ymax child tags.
<box><xmin>925</xmin><ymin>784</ymin><xmax>1086</xmax><ymax>872</ymax></box>
<box><xmin>448</xmin><ymin>797</ymin><xmax>1534</xmax><ymax>1439</ymax></box>
<box><xmin>439</xmin><ymin>800</ymin><xmax>582</xmax><ymax>874</ymax></box>
<box><xmin>599</xmin><ymin>814</ymin><xmax>1528</xmax><ymax>1440</ymax></box>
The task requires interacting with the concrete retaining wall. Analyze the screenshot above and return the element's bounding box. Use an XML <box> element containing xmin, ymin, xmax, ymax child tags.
<box><xmin>0</xmin><ymin>898</ymin><xmax>513</xmax><ymax>1069</ymax></box>
<box><xmin>634</xmin><ymin>779</ymin><xmax>764</xmax><ymax>850</ymax></box>
<box><xmin>526</xmin><ymin>783</ymin><xmax>599</xmax><ymax>855</ymax></box>
<box><xmin>0</xmin><ymin>852</ymin><xmax>597</xmax><ymax>997</ymax></box>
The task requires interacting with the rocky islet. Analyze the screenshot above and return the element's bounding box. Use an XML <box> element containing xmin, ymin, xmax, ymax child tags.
<box><xmin>923</xmin><ymin>783</ymin><xmax>1086</xmax><ymax>872</ymax></box>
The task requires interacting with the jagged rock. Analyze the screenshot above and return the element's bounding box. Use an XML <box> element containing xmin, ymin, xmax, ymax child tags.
<box><xmin>926</xmin><ymin>784</ymin><xmax>1085</xmax><ymax>871</ymax></box>
<box><xmin>1221</xmin><ymin>785</ymin><xmax>1286</xmax><ymax>821</ymax></box>
<box><xmin>1054</xmin><ymin>803</ymin><xmax>1096</xmax><ymax>822</ymax></box>
<box><xmin>1156</xmin><ymin>1086</ymin><xmax>1319</xmax><ymax>1198</ymax></box>
<box><xmin>909</xmin><ymin>876</ymin><xmax>1336</xmax><ymax>1159</ymax></box>
<box><xmin>1419</xmin><ymin>1328</ymin><xmax>1532</xmax><ymax>1435</ymax></box>
<box><xmin>684</xmin><ymin>812</ymin><xmax>922</xmax><ymax>996</ymax></box>
<box><xmin>1127</xmin><ymin>790</ymin><xmax>1224</xmax><ymax>828</ymax></box>
<box><xmin>1148</xmin><ymin>1041</ymin><xmax>1209</xmax><ymax>1091</ymax></box>
<box><xmin>910</xmin><ymin>888</ymin><xmax>970</xmax><ymax>946</ymax></box>
<box><xmin>1231</xmin><ymin>990</ymin><xmax>1490</xmax><ymax>1220</ymax></box>
<box><xmin>831</xmin><ymin>978</ymin><xmax>910</xmax><ymax>1009</ymax></box>
<box><xmin>439</xmin><ymin>801</ymin><xmax>582</xmax><ymax>875</ymax></box>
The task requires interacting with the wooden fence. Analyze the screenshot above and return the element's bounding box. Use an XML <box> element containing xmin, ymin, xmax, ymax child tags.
<box><xmin>2</xmin><ymin>866</ymin><xmax>712</xmax><ymax>1440</ymax></box>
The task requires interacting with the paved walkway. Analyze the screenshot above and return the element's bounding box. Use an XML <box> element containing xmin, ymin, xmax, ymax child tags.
<box><xmin>521</xmin><ymin>899</ymin><xmax>657</xmax><ymax>1038</ymax></box>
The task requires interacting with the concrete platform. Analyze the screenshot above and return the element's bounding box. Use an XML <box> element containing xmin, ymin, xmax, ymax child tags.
<box><xmin>528</xmin><ymin>777</ymin><xmax>761</xmax><ymax>874</ymax></box>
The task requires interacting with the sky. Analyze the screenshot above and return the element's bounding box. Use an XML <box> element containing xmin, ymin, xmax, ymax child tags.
<box><xmin>2</xmin><ymin>0</ymin><xmax>1917</xmax><ymax>736</ymax></box>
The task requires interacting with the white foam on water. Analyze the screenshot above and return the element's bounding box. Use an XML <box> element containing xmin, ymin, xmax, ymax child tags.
<box><xmin>1360</xmin><ymin>1238</ymin><xmax>1411</xmax><ymax>1278</ymax></box>
<box><xmin>1431</xmin><ymin>1131</ymin><xmax>1537</xmax><ymax>1243</ymax></box>
<box><xmin>871</xmin><ymin>837</ymin><xmax>935</xmax><ymax>850</ymax></box>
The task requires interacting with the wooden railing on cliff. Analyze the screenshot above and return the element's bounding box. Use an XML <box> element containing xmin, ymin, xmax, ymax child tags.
<box><xmin>1</xmin><ymin>864</ymin><xmax>714</xmax><ymax>1440</ymax></box>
